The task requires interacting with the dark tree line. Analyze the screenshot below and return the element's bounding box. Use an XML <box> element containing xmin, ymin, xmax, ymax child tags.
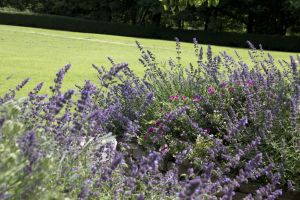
<box><xmin>1</xmin><ymin>0</ymin><xmax>300</xmax><ymax>35</ymax></box>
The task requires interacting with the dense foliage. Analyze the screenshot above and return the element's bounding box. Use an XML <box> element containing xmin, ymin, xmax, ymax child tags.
<box><xmin>0</xmin><ymin>40</ymin><xmax>299</xmax><ymax>199</ymax></box>
<box><xmin>1</xmin><ymin>0</ymin><xmax>300</xmax><ymax>35</ymax></box>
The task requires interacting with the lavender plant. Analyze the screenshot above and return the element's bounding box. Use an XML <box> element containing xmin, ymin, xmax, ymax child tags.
<box><xmin>0</xmin><ymin>39</ymin><xmax>299</xmax><ymax>200</ymax></box>
<box><xmin>138</xmin><ymin>39</ymin><xmax>300</xmax><ymax>192</ymax></box>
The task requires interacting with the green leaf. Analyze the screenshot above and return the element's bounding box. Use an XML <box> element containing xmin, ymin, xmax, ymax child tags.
<box><xmin>1</xmin><ymin>120</ymin><xmax>23</xmax><ymax>136</ymax></box>
<box><xmin>208</xmin><ymin>0</ymin><xmax>219</xmax><ymax>7</ymax></box>
<box><xmin>192</xmin><ymin>0</ymin><xmax>206</xmax><ymax>7</ymax></box>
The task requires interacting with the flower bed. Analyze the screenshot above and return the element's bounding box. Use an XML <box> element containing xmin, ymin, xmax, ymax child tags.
<box><xmin>0</xmin><ymin>39</ymin><xmax>299</xmax><ymax>199</ymax></box>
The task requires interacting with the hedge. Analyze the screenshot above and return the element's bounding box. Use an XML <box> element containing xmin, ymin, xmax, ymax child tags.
<box><xmin>0</xmin><ymin>12</ymin><xmax>299</xmax><ymax>52</ymax></box>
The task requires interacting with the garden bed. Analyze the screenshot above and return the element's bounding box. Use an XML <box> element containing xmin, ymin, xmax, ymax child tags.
<box><xmin>0</xmin><ymin>39</ymin><xmax>299</xmax><ymax>199</ymax></box>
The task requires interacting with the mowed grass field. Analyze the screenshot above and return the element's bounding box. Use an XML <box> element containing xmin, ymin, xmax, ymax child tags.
<box><xmin>0</xmin><ymin>24</ymin><xmax>298</xmax><ymax>97</ymax></box>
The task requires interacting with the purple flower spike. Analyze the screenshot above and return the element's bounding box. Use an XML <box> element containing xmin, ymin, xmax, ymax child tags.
<box><xmin>16</xmin><ymin>78</ymin><xmax>30</xmax><ymax>91</ymax></box>
<box><xmin>220</xmin><ymin>81</ymin><xmax>228</xmax><ymax>88</ymax></box>
<box><xmin>137</xmin><ymin>194</ymin><xmax>144</xmax><ymax>200</ymax></box>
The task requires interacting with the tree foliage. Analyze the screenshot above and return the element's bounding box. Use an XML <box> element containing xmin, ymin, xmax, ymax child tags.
<box><xmin>1</xmin><ymin>0</ymin><xmax>299</xmax><ymax>35</ymax></box>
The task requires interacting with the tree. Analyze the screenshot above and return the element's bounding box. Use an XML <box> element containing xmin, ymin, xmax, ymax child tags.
<box><xmin>159</xmin><ymin>0</ymin><xmax>220</xmax><ymax>29</ymax></box>
<box><xmin>161</xmin><ymin>0</ymin><xmax>219</xmax><ymax>10</ymax></box>
<box><xmin>1</xmin><ymin>0</ymin><xmax>299</xmax><ymax>35</ymax></box>
<box><xmin>209</xmin><ymin>0</ymin><xmax>300</xmax><ymax>35</ymax></box>
<box><xmin>122</xmin><ymin>0</ymin><xmax>163</xmax><ymax>25</ymax></box>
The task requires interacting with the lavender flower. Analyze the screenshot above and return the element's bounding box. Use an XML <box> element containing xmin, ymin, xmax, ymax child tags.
<box><xmin>16</xmin><ymin>78</ymin><xmax>30</xmax><ymax>91</ymax></box>
<box><xmin>137</xmin><ymin>194</ymin><xmax>144</xmax><ymax>200</ymax></box>
<box><xmin>50</xmin><ymin>64</ymin><xmax>71</xmax><ymax>95</ymax></box>
<box><xmin>178</xmin><ymin>178</ymin><xmax>201</xmax><ymax>199</ymax></box>
<box><xmin>18</xmin><ymin>131</ymin><xmax>42</xmax><ymax>173</ymax></box>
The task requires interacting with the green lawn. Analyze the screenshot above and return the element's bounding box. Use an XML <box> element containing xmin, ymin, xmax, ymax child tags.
<box><xmin>0</xmin><ymin>24</ymin><xmax>298</xmax><ymax>97</ymax></box>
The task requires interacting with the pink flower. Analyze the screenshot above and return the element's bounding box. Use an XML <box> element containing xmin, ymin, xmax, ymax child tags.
<box><xmin>147</xmin><ymin>127</ymin><xmax>155</xmax><ymax>133</ymax></box>
<box><xmin>143</xmin><ymin>134</ymin><xmax>148</xmax><ymax>140</ymax></box>
<box><xmin>207</xmin><ymin>86</ymin><xmax>216</xmax><ymax>95</ymax></box>
<box><xmin>160</xmin><ymin>144</ymin><xmax>169</xmax><ymax>155</ymax></box>
<box><xmin>182</xmin><ymin>95</ymin><xmax>187</xmax><ymax>101</ymax></box>
<box><xmin>203</xmin><ymin>128</ymin><xmax>212</xmax><ymax>134</ymax></box>
<box><xmin>155</xmin><ymin>120</ymin><xmax>161</xmax><ymax>126</ymax></box>
<box><xmin>247</xmin><ymin>80</ymin><xmax>254</xmax><ymax>87</ymax></box>
<box><xmin>170</xmin><ymin>94</ymin><xmax>179</xmax><ymax>101</ymax></box>
<box><xmin>193</xmin><ymin>95</ymin><xmax>201</xmax><ymax>102</ymax></box>
<box><xmin>228</xmin><ymin>87</ymin><xmax>235</xmax><ymax>93</ymax></box>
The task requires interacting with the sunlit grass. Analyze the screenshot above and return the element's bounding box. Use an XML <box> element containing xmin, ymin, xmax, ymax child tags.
<box><xmin>0</xmin><ymin>24</ymin><xmax>297</xmax><ymax>96</ymax></box>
